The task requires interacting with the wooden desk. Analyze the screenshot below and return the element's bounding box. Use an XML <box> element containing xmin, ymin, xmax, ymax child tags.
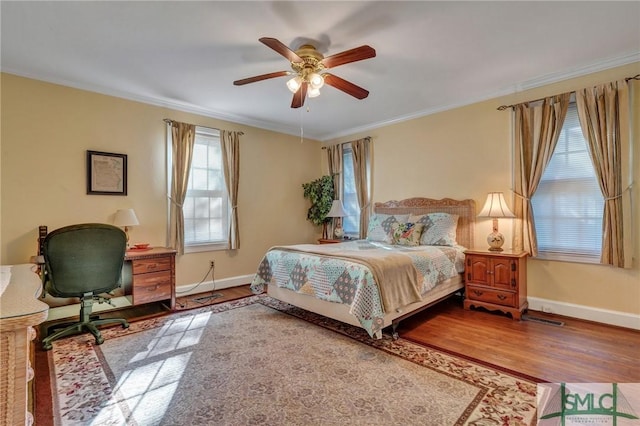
<box><xmin>0</xmin><ymin>264</ymin><xmax>49</xmax><ymax>426</ymax></box>
<box><xmin>124</xmin><ymin>247</ymin><xmax>176</xmax><ymax>310</ymax></box>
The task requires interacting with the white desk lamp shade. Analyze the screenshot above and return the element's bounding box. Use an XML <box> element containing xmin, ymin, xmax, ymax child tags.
<box><xmin>113</xmin><ymin>209</ymin><xmax>139</xmax><ymax>245</ymax></box>
<box><xmin>478</xmin><ymin>193</ymin><xmax>515</xmax><ymax>251</ymax></box>
<box><xmin>326</xmin><ymin>200</ymin><xmax>347</xmax><ymax>239</ymax></box>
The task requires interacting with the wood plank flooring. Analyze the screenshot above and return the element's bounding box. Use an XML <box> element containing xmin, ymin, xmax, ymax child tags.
<box><xmin>396</xmin><ymin>295</ymin><xmax>640</xmax><ymax>384</ymax></box>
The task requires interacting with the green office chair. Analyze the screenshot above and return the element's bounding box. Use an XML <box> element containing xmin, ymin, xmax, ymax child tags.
<box><xmin>41</xmin><ymin>223</ymin><xmax>130</xmax><ymax>351</ymax></box>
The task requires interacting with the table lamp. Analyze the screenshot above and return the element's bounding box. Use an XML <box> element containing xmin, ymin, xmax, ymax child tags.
<box><xmin>113</xmin><ymin>208</ymin><xmax>139</xmax><ymax>247</ymax></box>
<box><xmin>477</xmin><ymin>192</ymin><xmax>515</xmax><ymax>252</ymax></box>
<box><xmin>326</xmin><ymin>199</ymin><xmax>347</xmax><ymax>239</ymax></box>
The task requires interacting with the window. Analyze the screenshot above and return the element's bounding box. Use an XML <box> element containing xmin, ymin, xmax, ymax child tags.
<box><xmin>169</xmin><ymin>126</ymin><xmax>229</xmax><ymax>252</ymax></box>
<box><xmin>531</xmin><ymin>103</ymin><xmax>603</xmax><ymax>262</ymax></box>
<box><xmin>342</xmin><ymin>146</ymin><xmax>360</xmax><ymax>237</ymax></box>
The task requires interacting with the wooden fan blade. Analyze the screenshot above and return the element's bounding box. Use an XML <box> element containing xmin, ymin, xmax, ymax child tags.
<box><xmin>291</xmin><ymin>82</ymin><xmax>307</xmax><ymax>108</ymax></box>
<box><xmin>320</xmin><ymin>45</ymin><xmax>376</xmax><ymax>69</ymax></box>
<box><xmin>259</xmin><ymin>37</ymin><xmax>303</xmax><ymax>63</ymax></box>
<box><xmin>323</xmin><ymin>74</ymin><xmax>369</xmax><ymax>99</ymax></box>
<box><xmin>233</xmin><ymin>71</ymin><xmax>290</xmax><ymax>86</ymax></box>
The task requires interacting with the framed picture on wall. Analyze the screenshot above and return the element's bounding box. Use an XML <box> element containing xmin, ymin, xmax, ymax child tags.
<box><xmin>86</xmin><ymin>150</ymin><xmax>127</xmax><ymax>195</ymax></box>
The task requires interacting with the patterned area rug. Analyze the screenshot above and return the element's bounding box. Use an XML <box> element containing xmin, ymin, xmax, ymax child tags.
<box><xmin>40</xmin><ymin>295</ymin><xmax>537</xmax><ymax>425</ymax></box>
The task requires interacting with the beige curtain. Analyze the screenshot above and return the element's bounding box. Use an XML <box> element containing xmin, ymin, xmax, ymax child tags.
<box><xmin>168</xmin><ymin>121</ymin><xmax>196</xmax><ymax>255</ymax></box>
<box><xmin>351</xmin><ymin>137</ymin><xmax>372</xmax><ymax>238</ymax></box>
<box><xmin>327</xmin><ymin>144</ymin><xmax>343</xmax><ymax>198</ymax></box>
<box><xmin>326</xmin><ymin>144</ymin><xmax>343</xmax><ymax>237</ymax></box>
<box><xmin>221</xmin><ymin>130</ymin><xmax>241</xmax><ymax>249</ymax></box>
<box><xmin>576</xmin><ymin>80</ymin><xmax>630</xmax><ymax>267</ymax></box>
<box><xmin>513</xmin><ymin>94</ymin><xmax>570</xmax><ymax>255</ymax></box>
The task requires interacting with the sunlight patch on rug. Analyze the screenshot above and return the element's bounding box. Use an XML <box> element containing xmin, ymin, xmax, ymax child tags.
<box><xmin>47</xmin><ymin>296</ymin><xmax>537</xmax><ymax>425</ymax></box>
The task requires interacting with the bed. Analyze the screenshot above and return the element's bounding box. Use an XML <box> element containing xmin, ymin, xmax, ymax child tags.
<box><xmin>251</xmin><ymin>197</ymin><xmax>476</xmax><ymax>339</ymax></box>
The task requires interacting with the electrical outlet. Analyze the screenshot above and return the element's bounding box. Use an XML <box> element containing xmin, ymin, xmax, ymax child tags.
<box><xmin>210</xmin><ymin>260</ymin><xmax>215</xmax><ymax>268</ymax></box>
<box><xmin>541</xmin><ymin>305</ymin><xmax>552</xmax><ymax>313</ymax></box>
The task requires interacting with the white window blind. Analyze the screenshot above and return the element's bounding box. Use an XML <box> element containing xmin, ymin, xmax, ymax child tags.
<box><xmin>531</xmin><ymin>104</ymin><xmax>603</xmax><ymax>262</ymax></box>
<box><xmin>342</xmin><ymin>146</ymin><xmax>360</xmax><ymax>237</ymax></box>
<box><xmin>183</xmin><ymin>127</ymin><xmax>229</xmax><ymax>250</ymax></box>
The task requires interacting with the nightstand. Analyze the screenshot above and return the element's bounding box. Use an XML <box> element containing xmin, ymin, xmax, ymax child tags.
<box><xmin>463</xmin><ymin>249</ymin><xmax>528</xmax><ymax>320</ymax></box>
<box><xmin>318</xmin><ymin>238</ymin><xmax>342</xmax><ymax>244</ymax></box>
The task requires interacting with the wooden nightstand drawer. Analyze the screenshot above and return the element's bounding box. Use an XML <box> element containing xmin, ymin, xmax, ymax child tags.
<box><xmin>466</xmin><ymin>285</ymin><xmax>515</xmax><ymax>307</ymax></box>
<box><xmin>131</xmin><ymin>257</ymin><xmax>171</xmax><ymax>274</ymax></box>
<box><xmin>132</xmin><ymin>271</ymin><xmax>172</xmax><ymax>304</ymax></box>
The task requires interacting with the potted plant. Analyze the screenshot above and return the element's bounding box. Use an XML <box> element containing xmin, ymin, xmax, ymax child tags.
<box><xmin>302</xmin><ymin>175</ymin><xmax>335</xmax><ymax>238</ymax></box>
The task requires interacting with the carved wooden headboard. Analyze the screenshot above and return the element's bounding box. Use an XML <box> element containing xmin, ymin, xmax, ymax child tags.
<box><xmin>373</xmin><ymin>197</ymin><xmax>476</xmax><ymax>249</ymax></box>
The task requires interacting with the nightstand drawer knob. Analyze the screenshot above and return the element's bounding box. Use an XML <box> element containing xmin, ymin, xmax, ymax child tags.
<box><xmin>472</xmin><ymin>290</ymin><xmax>483</xmax><ymax>296</ymax></box>
<box><xmin>497</xmin><ymin>294</ymin><xmax>507</xmax><ymax>300</ymax></box>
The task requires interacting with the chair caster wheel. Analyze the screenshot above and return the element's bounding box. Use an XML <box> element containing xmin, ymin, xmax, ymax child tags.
<box><xmin>123</xmin><ymin>323</ymin><xmax>130</xmax><ymax>329</ymax></box>
<box><xmin>95</xmin><ymin>337</ymin><xmax>104</xmax><ymax>345</ymax></box>
<box><xmin>42</xmin><ymin>343</ymin><xmax>52</xmax><ymax>351</ymax></box>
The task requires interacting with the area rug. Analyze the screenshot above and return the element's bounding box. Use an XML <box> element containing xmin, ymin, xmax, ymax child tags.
<box><xmin>39</xmin><ymin>295</ymin><xmax>537</xmax><ymax>425</ymax></box>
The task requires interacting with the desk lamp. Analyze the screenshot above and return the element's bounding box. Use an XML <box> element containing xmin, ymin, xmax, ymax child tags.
<box><xmin>477</xmin><ymin>192</ymin><xmax>515</xmax><ymax>251</ymax></box>
<box><xmin>326</xmin><ymin>200</ymin><xmax>347</xmax><ymax>239</ymax></box>
<box><xmin>113</xmin><ymin>208</ymin><xmax>139</xmax><ymax>247</ymax></box>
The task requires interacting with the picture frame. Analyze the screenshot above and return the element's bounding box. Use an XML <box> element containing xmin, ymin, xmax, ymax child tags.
<box><xmin>86</xmin><ymin>150</ymin><xmax>127</xmax><ymax>195</ymax></box>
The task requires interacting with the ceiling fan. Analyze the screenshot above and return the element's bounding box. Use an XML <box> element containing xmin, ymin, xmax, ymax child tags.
<box><xmin>233</xmin><ymin>37</ymin><xmax>376</xmax><ymax>108</ymax></box>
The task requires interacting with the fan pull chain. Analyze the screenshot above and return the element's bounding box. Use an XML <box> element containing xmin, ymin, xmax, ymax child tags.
<box><xmin>300</xmin><ymin>105</ymin><xmax>304</xmax><ymax>143</ymax></box>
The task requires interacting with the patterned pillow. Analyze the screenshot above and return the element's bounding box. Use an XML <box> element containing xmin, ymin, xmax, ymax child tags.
<box><xmin>408</xmin><ymin>213</ymin><xmax>459</xmax><ymax>246</ymax></box>
<box><xmin>366</xmin><ymin>214</ymin><xmax>409</xmax><ymax>243</ymax></box>
<box><xmin>390</xmin><ymin>222</ymin><xmax>424</xmax><ymax>246</ymax></box>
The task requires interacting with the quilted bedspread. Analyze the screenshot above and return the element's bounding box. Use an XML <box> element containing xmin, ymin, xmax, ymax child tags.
<box><xmin>250</xmin><ymin>240</ymin><xmax>465</xmax><ymax>337</ymax></box>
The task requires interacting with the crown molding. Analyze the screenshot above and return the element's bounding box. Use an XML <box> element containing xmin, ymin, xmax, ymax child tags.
<box><xmin>321</xmin><ymin>52</ymin><xmax>640</xmax><ymax>142</ymax></box>
<box><xmin>4</xmin><ymin>51</ymin><xmax>638</xmax><ymax>143</ymax></box>
<box><xmin>0</xmin><ymin>68</ymin><xmax>313</xmax><ymax>140</ymax></box>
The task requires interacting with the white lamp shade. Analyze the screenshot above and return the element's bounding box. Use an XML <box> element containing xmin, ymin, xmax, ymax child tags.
<box><xmin>326</xmin><ymin>200</ymin><xmax>347</xmax><ymax>218</ymax></box>
<box><xmin>309</xmin><ymin>72</ymin><xmax>325</xmax><ymax>89</ymax></box>
<box><xmin>478</xmin><ymin>192</ymin><xmax>515</xmax><ymax>218</ymax></box>
<box><xmin>286</xmin><ymin>76</ymin><xmax>302</xmax><ymax>93</ymax></box>
<box><xmin>114</xmin><ymin>209</ymin><xmax>139</xmax><ymax>227</ymax></box>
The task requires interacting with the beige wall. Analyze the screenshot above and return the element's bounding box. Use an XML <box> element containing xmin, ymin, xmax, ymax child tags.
<box><xmin>2</xmin><ymin>63</ymin><xmax>639</xmax><ymax>319</ymax></box>
<box><xmin>0</xmin><ymin>73</ymin><xmax>323</xmax><ymax>286</ymax></box>
<box><xmin>327</xmin><ymin>62</ymin><xmax>640</xmax><ymax>317</ymax></box>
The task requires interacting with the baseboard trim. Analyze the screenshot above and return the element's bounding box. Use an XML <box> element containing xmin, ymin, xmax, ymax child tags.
<box><xmin>175</xmin><ymin>274</ymin><xmax>253</xmax><ymax>297</ymax></box>
<box><xmin>527</xmin><ymin>297</ymin><xmax>640</xmax><ymax>331</ymax></box>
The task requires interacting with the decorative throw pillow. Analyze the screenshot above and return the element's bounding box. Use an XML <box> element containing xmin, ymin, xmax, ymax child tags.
<box><xmin>408</xmin><ymin>213</ymin><xmax>459</xmax><ymax>246</ymax></box>
<box><xmin>390</xmin><ymin>222</ymin><xmax>424</xmax><ymax>246</ymax></box>
<box><xmin>366</xmin><ymin>214</ymin><xmax>409</xmax><ymax>243</ymax></box>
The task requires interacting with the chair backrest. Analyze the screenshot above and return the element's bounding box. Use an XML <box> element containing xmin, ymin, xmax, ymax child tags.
<box><xmin>43</xmin><ymin>223</ymin><xmax>127</xmax><ymax>297</ymax></box>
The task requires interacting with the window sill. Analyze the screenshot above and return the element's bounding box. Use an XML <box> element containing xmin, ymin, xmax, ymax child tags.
<box><xmin>184</xmin><ymin>242</ymin><xmax>229</xmax><ymax>253</ymax></box>
<box><xmin>533</xmin><ymin>251</ymin><xmax>601</xmax><ymax>265</ymax></box>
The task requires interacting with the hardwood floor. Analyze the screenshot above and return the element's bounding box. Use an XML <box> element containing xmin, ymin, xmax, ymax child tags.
<box><xmin>396</xmin><ymin>295</ymin><xmax>640</xmax><ymax>384</ymax></box>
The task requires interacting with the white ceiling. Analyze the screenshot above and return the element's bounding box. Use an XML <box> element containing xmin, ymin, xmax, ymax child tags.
<box><xmin>2</xmin><ymin>1</ymin><xmax>639</xmax><ymax>141</ymax></box>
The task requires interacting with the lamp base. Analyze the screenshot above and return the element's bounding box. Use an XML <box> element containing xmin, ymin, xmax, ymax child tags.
<box><xmin>487</xmin><ymin>231</ymin><xmax>505</xmax><ymax>252</ymax></box>
<box><xmin>334</xmin><ymin>226</ymin><xmax>344</xmax><ymax>239</ymax></box>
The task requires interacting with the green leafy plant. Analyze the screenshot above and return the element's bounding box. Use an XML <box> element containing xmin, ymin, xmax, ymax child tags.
<box><xmin>302</xmin><ymin>175</ymin><xmax>335</xmax><ymax>226</ymax></box>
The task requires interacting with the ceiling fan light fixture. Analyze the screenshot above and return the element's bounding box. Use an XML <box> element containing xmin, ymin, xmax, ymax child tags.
<box><xmin>286</xmin><ymin>76</ymin><xmax>302</xmax><ymax>93</ymax></box>
<box><xmin>308</xmin><ymin>87</ymin><xmax>321</xmax><ymax>98</ymax></box>
<box><xmin>309</xmin><ymin>72</ymin><xmax>325</xmax><ymax>90</ymax></box>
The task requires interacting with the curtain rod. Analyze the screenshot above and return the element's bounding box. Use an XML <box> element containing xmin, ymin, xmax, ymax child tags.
<box><xmin>496</xmin><ymin>74</ymin><xmax>640</xmax><ymax>111</ymax></box>
<box><xmin>321</xmin><ymin>136</ymin><xmax>371</xmax><ymax>149</ymax></box>
<box><xmin>163</xmin><ymin>118</ymin><xmax>244</xmax><ymax>135</ymax></box>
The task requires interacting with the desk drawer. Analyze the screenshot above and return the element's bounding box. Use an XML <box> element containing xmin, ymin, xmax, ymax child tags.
<box><xmin>466</xmin><ymin>285</ymin><xmax>515</xmax><ymax>307</ymax></box>
<box><xmin>131</xmin><ymin>257</ymin><xmax>171</xmax><ymax>274</ymax></box>
<box><xmin>132</xmin><ymin>271</ymin><xmax>172</xmax><ymax>305</ymax></box>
